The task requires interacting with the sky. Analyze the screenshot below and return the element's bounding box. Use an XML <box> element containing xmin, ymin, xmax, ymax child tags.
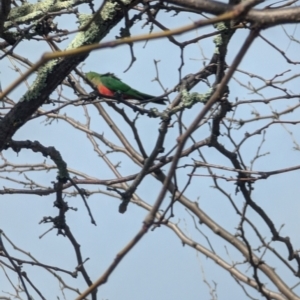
<box><xmin>1</xmin><ymin>0</ymin><xmax>300</xmax><ymax>299</ymax></box>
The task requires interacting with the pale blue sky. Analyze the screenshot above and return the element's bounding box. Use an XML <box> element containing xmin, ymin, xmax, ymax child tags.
<box><xmin>1</xmin><ymin>1</ymin><xmax>300</xmax><ymax>299</ymax></box>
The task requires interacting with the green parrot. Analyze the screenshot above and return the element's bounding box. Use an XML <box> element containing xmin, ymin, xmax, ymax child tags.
<box><xmin>85</xmin><ymin>71</ymin><xmax>166</xmax><ymax>105</ymax></box>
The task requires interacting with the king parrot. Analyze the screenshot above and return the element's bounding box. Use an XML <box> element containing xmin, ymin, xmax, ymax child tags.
<box><xmin>85</xmin><ymin>71</ymin><xmax>166</xmax><ymax>105</ymax></box>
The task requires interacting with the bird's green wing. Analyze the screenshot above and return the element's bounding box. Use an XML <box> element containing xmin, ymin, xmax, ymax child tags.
<box><xmin>99</xmin><ymin>75</ymin><xmax>156</xmax><ymax>100</ymax></box>
<box><xmin>99</xmin><ymin>76</ymin><xmax>132</xmax><ymax>94</ymax></box>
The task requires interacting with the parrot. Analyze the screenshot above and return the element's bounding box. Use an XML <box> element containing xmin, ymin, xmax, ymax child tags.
<box><xmin>85</xmin><ymin>71</ymin><xmax>166</xmax><ymax>105</ymax></box>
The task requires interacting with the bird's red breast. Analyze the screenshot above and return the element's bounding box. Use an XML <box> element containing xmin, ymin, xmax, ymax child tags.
<box><xmin>98</xmin><ymin>85</ymin><xmax>114</xmax><ymax>97</ymax></box>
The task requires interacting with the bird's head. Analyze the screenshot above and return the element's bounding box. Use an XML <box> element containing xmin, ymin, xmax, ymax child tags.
<box><xmin>85</xmin><ymin>71</ymin><xmax>100</xmax><ymax>84</ymax></box>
